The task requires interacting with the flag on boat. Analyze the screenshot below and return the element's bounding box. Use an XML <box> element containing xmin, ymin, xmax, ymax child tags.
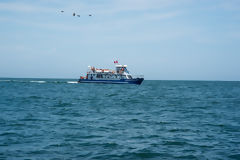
<box><xmin>114</xmin><ymin>60</ymin><xmax>118</xmax><ymax>64</ymax></box>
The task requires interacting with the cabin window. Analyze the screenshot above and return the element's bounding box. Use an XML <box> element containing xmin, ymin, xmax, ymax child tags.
<box><xmin>97</xmin><ymin>74</ymin><xmax>103</xmax><ymax>78</ymax></box>
<box><xmin>120</xmin><ymin>75</ymin><xmax>126</xmax><ymax>79</ymax></box>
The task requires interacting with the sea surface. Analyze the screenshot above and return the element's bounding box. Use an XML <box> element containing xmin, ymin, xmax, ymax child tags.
<box><xmin>0</xmin><ymin>78</ymin><xmax>240</xmax><ymax>160</ymax></box>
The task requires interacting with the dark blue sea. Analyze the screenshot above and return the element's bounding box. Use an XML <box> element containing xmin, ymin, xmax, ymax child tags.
<box><xmin>0</xmin><ymin>78</ymin><xmax>240</xmax><ymax>160</ymax></box>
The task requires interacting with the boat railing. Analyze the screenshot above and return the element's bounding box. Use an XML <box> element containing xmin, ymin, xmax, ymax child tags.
<box><xmin>132</xmin><ymin>75</ymin><xmax>144</xmax><ymax>79</ymax></box>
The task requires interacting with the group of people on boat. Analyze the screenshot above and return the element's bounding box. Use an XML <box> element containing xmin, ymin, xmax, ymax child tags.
<box><xmin>78</xmin><ymin>61</ymin><xmax>144</xmax><ymax>85</ymax></box>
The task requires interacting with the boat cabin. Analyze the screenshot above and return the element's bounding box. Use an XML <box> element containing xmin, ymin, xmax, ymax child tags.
<box><xmin>115</xmin><ymin>64</ymin><xmax>129</xmax><ymax>74</ymax></box>
<box><xmin>85</xmin><ymin>64</ymin><xmax>132</xmax><ymax>80</ymax></box>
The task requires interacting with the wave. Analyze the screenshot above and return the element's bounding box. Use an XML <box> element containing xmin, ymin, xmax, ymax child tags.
<box><xmin>0</xmin><ymin>80</ymin><xmax>11</xmax><ymax>82</ymax></box>
<box><xmin>30</xmin><ymin>81</ymin><xmax>46</xmax><ymax>83</ymax></box>
<box><xmin>67</xmin><ymin>81</ymin><xmax>78</xmax><ymax>84</ymax></box>
<box><xmin>0</xmin><ymin>79</ymin><xmax>79</xmax><ymax>84</ymax></box>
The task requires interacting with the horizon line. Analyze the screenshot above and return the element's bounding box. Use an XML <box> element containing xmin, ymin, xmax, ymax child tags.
<box><xmin>0</xmin><ymin>77</ymin><xmax>239</xmax><ymax>82</ymax></box>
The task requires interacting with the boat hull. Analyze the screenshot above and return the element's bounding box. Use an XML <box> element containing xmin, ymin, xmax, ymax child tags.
<box><xmin>78</xmin><ymin>78</ymin><xmax>144</xmax><ymax>85</ymax></box>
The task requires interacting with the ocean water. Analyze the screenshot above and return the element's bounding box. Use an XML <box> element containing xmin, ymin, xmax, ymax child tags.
<box><xmin>0</xmin><ymin>78</ymin><xmax>240</xmax><ymax>160</ymax></box>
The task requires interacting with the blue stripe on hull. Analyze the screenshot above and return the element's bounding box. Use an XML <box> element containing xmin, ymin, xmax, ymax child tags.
<box><xmin>78</xmin><ymin>78</ymin><xmax>144</xmax><ymax>85</ymax></box>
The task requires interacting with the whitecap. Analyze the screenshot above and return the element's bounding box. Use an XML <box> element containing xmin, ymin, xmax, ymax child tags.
<box><xmin>30</xmin><ymin>81</ymin><xmax>46</xmax><ymax>83</ymax></box>
<box><xmin>67</xmin><ymin>81</ymin><xmax>78</xmax><ymax>84</ymax></box>
<box><xmin>0</xmin><ymin>80</ymin><xmax>11</xmax><ymax>82</ymax></box>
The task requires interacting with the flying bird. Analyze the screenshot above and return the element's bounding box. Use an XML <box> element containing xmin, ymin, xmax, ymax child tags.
<box><xmin>77</xmin><ymin>15</ymin><xmax>80</xmax><ymax>17</ymax></box>
<box><xmin>61</xmin><ymin>10</ymin><xmax>64</xmax><ymax>13</ymax></box>
<box><xmin>89</xmin><ymin>14</ymin><xmax>92</xmax><ymax>16</ymax></box>
<box><xmin>73</xmin><ymin>13</ymin><xmax>76</xmax><ymax>16</ymax></box>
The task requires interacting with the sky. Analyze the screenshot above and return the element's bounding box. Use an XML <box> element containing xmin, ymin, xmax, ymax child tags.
<box><xmin>0</xmin><ymin>0</ymin><xmax>240</xmax><ymax>80</ymax></box>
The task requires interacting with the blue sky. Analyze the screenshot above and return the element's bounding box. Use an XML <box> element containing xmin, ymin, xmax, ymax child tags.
<box><xmin>0</xmin><ymin>0</ymin><xmax>240</xmax><ymax>80</ymax></box>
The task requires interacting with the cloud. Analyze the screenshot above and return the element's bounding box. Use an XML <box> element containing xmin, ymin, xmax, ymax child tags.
<box><xmin>34</xmin><ymin>0</ymin><xmax>192</xmax><ymax>15</ymax></box>
<box><xmin>0</xmin><ymin>0</ymin><xmax>191</xmax><ymax>17</ymax></box>
<box><xmin>218</xmin><ymin>0</ymin><xmax>240</xmax><ymax>11</ymax></box>
<box><xmin>0</xmin><ymin>10</ymin><xmax>182</xmax><ymax>34</ymax></box>
<box><xmin>0</xmin><ymin>0</ymin><xmax>191</xmax><ymax>44</ymax></box>
<box><xmin>228</xmin><ymin>31</ymin><xmax>240</xmax><ymax>39</ymax></box>
<box><xmin>204</xmin><ymin>0</ymin><xmax>240</xmax><ymax>11</ymax></box>
<box><xmin>0</xmin><ymin>2</ymin><xmax>55</xmax><ymax>13</ymax></box>
<box><xmin>142</xmin><ymin>11</ymin><xmax>182</xmax><ymax>21</ymax></box>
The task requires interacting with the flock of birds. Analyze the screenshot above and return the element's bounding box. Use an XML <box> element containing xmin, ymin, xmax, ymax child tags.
<box><xmin>60</xmin><ymin>10</ymin><xmax>92</xmax><ymax>17</ymax></box>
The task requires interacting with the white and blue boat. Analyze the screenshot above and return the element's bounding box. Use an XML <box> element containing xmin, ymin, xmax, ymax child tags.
<box><xmin>78</xmin><ymin>61</ymin><xmax>144</xmax><ymax>85</ymax></box>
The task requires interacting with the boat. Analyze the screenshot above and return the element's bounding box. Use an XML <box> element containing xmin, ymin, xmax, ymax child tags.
<box><xmin>78</xmin><ymin>61</ymin><xmax>144</xmax><ymax>85</ymax></box>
